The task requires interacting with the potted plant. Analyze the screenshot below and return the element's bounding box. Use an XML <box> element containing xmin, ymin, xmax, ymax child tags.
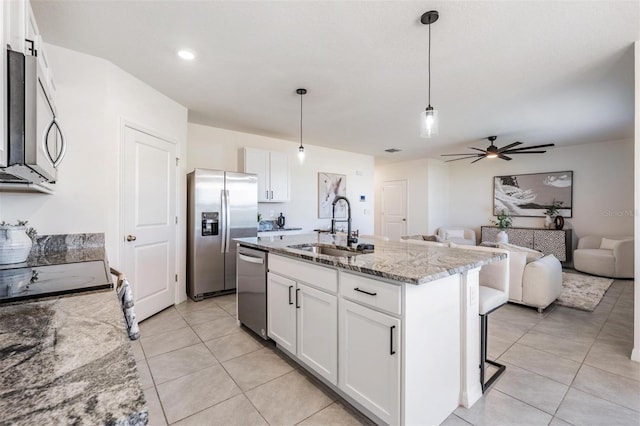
<box><xmin>490</xmin><ymin>210</ymin><xmax>512</xmax><ymax>243</ymax></box>
<box><xmin>0</xmin><ymin>220</ymin><xmax>38</xmax><ymax>265</ymax></box>
<box><xmin>544</xmin><ymin>199</ymin><xmax>563</xmax><ymax>229</ymax></box>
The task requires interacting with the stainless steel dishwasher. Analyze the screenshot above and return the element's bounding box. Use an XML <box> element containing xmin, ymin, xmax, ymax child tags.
<box><xmin>236</xmin><ymin>246</ymin><xmax>268</xmax><ymax>340</ymax></box>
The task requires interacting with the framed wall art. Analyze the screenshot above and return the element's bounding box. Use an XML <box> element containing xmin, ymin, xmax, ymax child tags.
<box><xmin>318</xmin><ymin>172</ymin><xmax>347</xmax><ymax>218</ymax></box>
<box><xmin>493</xmin><ymin>171</ymin><xmax>573</xmax><ymax>217</ymax></box>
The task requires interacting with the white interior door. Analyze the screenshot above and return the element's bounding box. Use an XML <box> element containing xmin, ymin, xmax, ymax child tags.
<box><xmin>382</xmin><ymin>180</ymin><xmax>407</xmax><ymax>241</ymax></box>
<box><xmin>123</xmin><ymin>126</ymin><xmax>176</xmax><ymax>321</ymax></box>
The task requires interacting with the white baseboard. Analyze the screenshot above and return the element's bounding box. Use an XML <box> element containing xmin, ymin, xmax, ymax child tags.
<box><xmin>631</xmin><ymin>347</ymin><xmax>640</xmax><ymax>363</ymax></box>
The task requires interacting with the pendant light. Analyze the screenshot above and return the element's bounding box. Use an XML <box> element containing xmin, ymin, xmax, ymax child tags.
<box><xmin>297</xmin><ymin>88</ymin><xmax>307</xmax><ymax>162</ymax></box>
<box><xmin>420</xmin><ymin>10</ymin><xmax>439</xmax><ymax>138</ymax></box>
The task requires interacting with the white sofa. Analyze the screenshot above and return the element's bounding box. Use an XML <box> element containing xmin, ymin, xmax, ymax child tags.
<box><xmin>435</xmin><ymin>227</ymin><xmax>476</xmax><ymax>246</ymax></box>
<box><xmin>573</xmin><ymin>235</ymin><xmax>634</xmax><ymax>279</ymax></box>
<box><xmin>498</xmin><ymin>243</ymin><xmax>563</xmax><ymax>312</ymax></box>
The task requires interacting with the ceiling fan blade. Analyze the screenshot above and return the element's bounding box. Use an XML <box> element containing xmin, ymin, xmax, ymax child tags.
<box><xmin>506</xmin><ymin>143</ymin><xmax>555</xmax><ymax>151</ymax></box>
<box><xmin>469</xmin><ymin>147</ymin><xmax>487</xmax><ymax>153</ymax></box>
<box><xmin>443</xmin><ymin>155</ymin><xmax>483</xmax><ymax>162</ymax></box>
<box><xmin>498</xmin><ymin>154</ymin><xmax>512</xmax><ymax>161</ymax></box>
<box><xmin>504</xmin><ymin>150</ymin><xmax>548</xmax><ymax>154</ymax></box>
<box><xmin>471</xmin><ymin>156</ymin><xmax>486</xmax><ymax>164</ymax></box>
<box><xmin>440</xmin><ymin>153</ymin><xmax>483</xmax><ymax>156</ymax></box>
<box><xmin>497</xmin><ymin>142</ymin><xmax>522</xmax><ymax>152</ymax></box>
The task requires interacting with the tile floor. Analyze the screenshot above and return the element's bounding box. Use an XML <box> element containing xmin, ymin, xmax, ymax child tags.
<box><xmin>132</xmin><ymin>277</ymin><xmax>639</xmax><ymax>425</ymax></box>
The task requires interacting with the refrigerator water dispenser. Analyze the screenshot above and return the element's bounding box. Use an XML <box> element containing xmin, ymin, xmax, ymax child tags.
<box><xmin>201</xmin><ymin>212</ymin><xmax>219</xmax><ymax>236</ymax></box>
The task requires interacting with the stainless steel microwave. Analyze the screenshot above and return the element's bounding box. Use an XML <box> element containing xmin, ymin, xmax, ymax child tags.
<box><xmin>2</xmin><ymin>48</ymin><xmax>66</xmax><ymax>188</ymax></box>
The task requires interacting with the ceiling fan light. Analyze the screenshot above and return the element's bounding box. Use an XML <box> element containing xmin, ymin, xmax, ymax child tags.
<box><xmin>486</xmin><ymin>153</ymin><xmax>498</xmax><ymax>159</ymax></box>
<box><xmin>420</xmin><ymin>107</ymin><xmax>439</xmax><ymax>138</ymax></box>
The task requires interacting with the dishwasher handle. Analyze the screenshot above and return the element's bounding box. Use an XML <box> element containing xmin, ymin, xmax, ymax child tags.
<box><xmin>238</xmin><ymin>253</ymin><xmax>264</xmax><ymax>265</ymax></box>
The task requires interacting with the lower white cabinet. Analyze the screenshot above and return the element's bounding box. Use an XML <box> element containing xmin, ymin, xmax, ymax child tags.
<box><xmin>267</xmin><ymin>271</ymin><xmax>338</xmax><ymax>384</ymax></box>
<box><xmin>339</xmin><ymin>298</ymin><xmax>401</xmax><ymax>425</ymax></box>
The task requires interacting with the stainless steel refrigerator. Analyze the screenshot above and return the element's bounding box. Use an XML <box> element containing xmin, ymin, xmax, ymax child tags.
<box><xmin>187</xmin><ymin>169</ymin><xmax>258</xmax><ymax>301</ymax></box>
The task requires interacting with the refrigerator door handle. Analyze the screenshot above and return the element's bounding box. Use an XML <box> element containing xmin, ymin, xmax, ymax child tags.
<box><xmin>225</xmin><ymin>189</ymin><xmax>231</xmax><ymax>253</ymax></box>
<box><xmin>220</xmin><ymin>189</ymin><xmax>227</xmax><ymax>253</ymax></box>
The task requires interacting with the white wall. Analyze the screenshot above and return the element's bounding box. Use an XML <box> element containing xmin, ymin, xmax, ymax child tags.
<box><xmin>0</xmin><ymin>44</ymin><xmax>188</xmax><ymax>300</ymax></box>
<box><xmin>447</xmin><ymin>138</ymin><xmax>635</xmax><ymax>241</ymax></box>
<box><xmin>374</xmin><ymin>158</ymin><xmax>449</xmax><ymax>237</ymax></box>
<box><xmin>187</xmin><ymin>123</ymin><xmax>375</xmax><ymax>235</ymax></box>
<box><xmin>632</xmin><ymin>40</ymin><xmax>639</xmax><ymax>363</ymax></box>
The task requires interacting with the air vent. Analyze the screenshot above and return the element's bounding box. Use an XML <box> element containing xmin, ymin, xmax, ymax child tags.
<box><xmin>384</xmin><ymin>148</ymin><xmax>402</xmax><ymax>153</ymax></box>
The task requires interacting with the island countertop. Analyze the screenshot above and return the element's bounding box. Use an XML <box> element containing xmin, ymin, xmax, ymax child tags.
<box><xmin>0</xmin><ymin>233</ymin><xmax>147</xmax><ymax>425</ymax></box>
<box><xmin>235</xmin><ymin>234</ymin><xmax>505</xmax><ymax>284</ymax></box>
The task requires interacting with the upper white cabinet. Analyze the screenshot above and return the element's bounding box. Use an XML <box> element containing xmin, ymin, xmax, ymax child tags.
<box><xmin>243</xmin><ymin>147</ymin><xmax>289</xmax><ymax>202</ymax></box>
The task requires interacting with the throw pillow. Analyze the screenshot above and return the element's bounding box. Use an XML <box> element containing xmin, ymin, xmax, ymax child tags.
<box><xmin>600</xmin><ymin>238</ymin><xmax>619</xmax><ymax>250</ymax></box>
<box><xmin>445</xmin><ymin>229</ymin><xmax>465</xmax><ymax>240</ymax></box>
<box><xmin>497</xmin><ymin>242</ymin><xmax>544</xmax><ymax>263</ymax></box>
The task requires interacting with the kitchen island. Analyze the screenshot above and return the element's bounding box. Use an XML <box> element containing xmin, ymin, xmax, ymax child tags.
<box><xmin>0</xmin><ymin>234</ymin><xmax>147</xmax><ymax>425</ymax></box>
<box><xmin>236</xmin><ymin>234</ymin><xmax>506</xmax><ymax>426</ymax></box>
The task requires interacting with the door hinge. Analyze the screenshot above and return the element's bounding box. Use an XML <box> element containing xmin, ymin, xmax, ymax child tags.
<box><xmin>175</xmin><ymin>274</ymin><xmax>178</xmax><ymax>282</ymax></box>
<box><xmin>176</xmin><ymin>157</ymin><xmax>180</xmax><ymax>166</ymax></box>
<box><xmin>175</xmin><ymin>216</ymin><xmax>178</xmax><ymax>224</ymax></box>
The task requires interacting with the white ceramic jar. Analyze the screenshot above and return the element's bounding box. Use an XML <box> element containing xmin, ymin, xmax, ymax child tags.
<box><xmin>0</xmin><ymin>226</ymin><xmax>33</xmax><ymax>264</ymax></box>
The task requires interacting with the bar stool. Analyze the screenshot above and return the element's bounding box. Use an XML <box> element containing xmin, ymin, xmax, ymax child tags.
<box><xmin>453</xmin><ymin>244</ymin><xmax>510</xmax><ymax>392</ymax></box>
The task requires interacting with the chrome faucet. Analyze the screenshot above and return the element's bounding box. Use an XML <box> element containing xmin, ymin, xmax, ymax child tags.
<box><xmin>331</xmin><ymin>195</ymin><xmax>358</xmax><ymax>247</ymax></box>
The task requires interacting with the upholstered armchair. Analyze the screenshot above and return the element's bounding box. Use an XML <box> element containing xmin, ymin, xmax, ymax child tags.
<box><xmin>435</xmin><ymin>227</ymin><xmax>477</xmax><ymax>246</ymax></box>
<box><xmin>573</xmin><ymin>236</ymin><xmax>634</xmax><ymax>279</ymax></box>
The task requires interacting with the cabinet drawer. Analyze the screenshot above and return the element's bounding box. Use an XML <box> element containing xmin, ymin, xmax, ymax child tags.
<box><xmin>339</xmin><ymin>272</ymin><xmax>402</xmax><ymax>315</ymax></box>
<box><xmin>269</xmin><ymin>255</ymin><xmax>337</xmax><ymax>293</ymax></box>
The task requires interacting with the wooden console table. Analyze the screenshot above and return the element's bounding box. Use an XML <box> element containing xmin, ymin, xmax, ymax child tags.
<box><xmin>480</xmin><ymin>226</ymin><xmax>572</xmax><ymax>262</ymax></box>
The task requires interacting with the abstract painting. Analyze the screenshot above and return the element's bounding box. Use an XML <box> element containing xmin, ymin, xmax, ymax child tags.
<box><xmin>493</xmin><ymin>171</ymin><xmax>573</xmax><ymax>217</ymax></box>
<box><xmin>318</xmin><ymin>172</ymin><xmax>347</xmax><ymax>218</ymax></box>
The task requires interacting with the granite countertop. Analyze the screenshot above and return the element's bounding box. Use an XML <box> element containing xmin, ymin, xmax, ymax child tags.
<box><xmin>0</xmin><ymin>233</ymin><xmax>147</xmax><ymax>425</ymax></box>
<box><xmin>236</xmin><ymin>234</ymin><xmax>506</xmax><ymax>284</ymax></box>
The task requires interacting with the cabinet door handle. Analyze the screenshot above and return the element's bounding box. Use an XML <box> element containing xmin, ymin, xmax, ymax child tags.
<box><xmin>354</xmin><ymin>287</ymin><xmax>377</xmax><ymax>296</ymax></box>
<box><xmin>390</xmin><ymin>325</ymin><xmax>396</xmax><ymax>355</ymax></box>
<box><xmin>270</xmin><ymin>190</ymin><xmax>273</xmax><ymax>199</ymax></box>
<box><xmin>288</xmin><ymin>285</ymin><xmax>293</xmax><ymax>305</ymax></box>
<box><xmin>295</xmin><ymin>288</ymin><xmax>300</xmax><ymax>309</ymax></box>
<box><xmin>265</xmin><ymin>190</ymin><xmax>269</xmax><ymax>199</ymax></box>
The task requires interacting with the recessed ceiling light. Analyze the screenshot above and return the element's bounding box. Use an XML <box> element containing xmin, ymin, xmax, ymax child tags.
<box><xmin>177</xmin><ymin>50</ymin><xmax>195</xmax><ymax>61</ymax></box>
<box><xmin>384</xmin><ymin>148</ymin><xmax>402</xmax><ymax>153</ymax></box>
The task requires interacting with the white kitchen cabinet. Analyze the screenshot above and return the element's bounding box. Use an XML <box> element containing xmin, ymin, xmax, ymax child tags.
<box><xmin>267</xmin><ymin>255</ymin><xmax>338</xmax><ymax>385</ymax></box>
<box><xmin>339</xmin><ymin>298</ymin><xmax>401</xmax><ymax>425</ymax></box>
<box><xmin>1</xmin><ymin>1</ymin><xmax>8</xmax><ymax>167</ymax></box>
<box><xmin>243</xmin><ymin>147</ymin><xmax>289</xmax><ymax>202</ymax></box>
<box><xmin>267</xmin><ymin>272</ymin><xmax>296</xmax><ymax>354</ymax></box>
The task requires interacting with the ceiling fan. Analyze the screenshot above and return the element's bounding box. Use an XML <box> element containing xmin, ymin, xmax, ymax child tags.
<box><xmin>441</xmin><ymin>136</ymin><xmax>555</xmax><ymax>163</ymax></box>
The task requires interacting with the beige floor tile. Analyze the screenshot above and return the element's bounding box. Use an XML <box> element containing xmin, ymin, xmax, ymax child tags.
<box><xmin>584</xmin><ymin>336</ymin><xmax>640</xmax><ymax>381</ymax></box>
<box><xmin>205</xmin><ymin>330</ymin><xmax>263</xmax><ymax>362</ymax></box>
<box><xmin>298</xmin><ymin>401</ymin><xmax>369</xmax><ymax>425</ymax></box>
<box><xmin>487</xmin><ymin>332</ymin><xmax>518</xmax><ymax>360</ymax></box>
<box><xmin>140</xmin><ymin>327</ymin><xmax>200</xmax><ymax>358</ymax></box>
<box><xmin>495</xmin><ymin>362</ymin><xmax>569</xmax><ymax>414</ymax></box>
<box><xmin>175</xmin><ymin>298</ymin><xmax>220</xmax><ymax>315</ymax></box>
<box><xmin>156</xmin><ymin>364</ymin><xmax>242</xmax><ymax>424</ymax></box>
<box><xmin>130</xmin><ymin>339</ymin><xmax>145</xmax><ymax>361</ymax></box>
<box><xmin>246</xmin><ymin>369</ymin><xmax>334</xmax><ymax>426</ymax></box>
<box><xmin>532</xmin><ymin>315</ymin><xmax>601</xmax><ymax>341</ymax></box>
<box><xmin>180</xmin><ymin>305</ymin><xmax>231</xmax><ymax>326</ymax></box>
<box><xmin>191</xmin><ymin>316</ymin><xmax>241</xmax><ymax>342</ymax></box>
<box><xmin>439</xmin><ymin>413</ymin><xmax>474</xmax><ymax>426</ymax></box>
<box><xmin>555</xmin><ymin>388</ymin><xmax>640</xmax><ymax>426</ymax></box>
<box><xmin>599</xmin><ymin>320</ymin><xmax>634</xmax><ymax>341</ymax></box>
<box><xmin>136</xmin><ymin>359</ymin><xmax>155</xmax><ymax>390</ymax></box>
<box><xmin>216</xmin><ymin>296</ymin><xmax>237</xmax><ymax>315</ymax></box>
<box><xmin>144</xmin><ymin>387</ymin><xmax>167</xmax><ymax>426</ymax></box>
<box><xmin>454</xmin><ymin>389</ymin><xmax>552</xmax><ymax>426</ymax></box>
<box><xmin>518</xmin><ymin>329</ymin><xmax>594</xmax><ymax>363</ymax></box>
<box><xmin>139</xmin><ymin>307</ymin><xmax>188</xmax><ymax>338</ymax></box>
<box><xmin>548</xmin><ymin>417</ymin><xmax>573</xmax><ymax>426</ymax></box>
<box><xmin>222</xmin><ymin>347</ymin><xmax>294</xmax><ymax>391</ymax></box>
<box><xmin>499</xmin><ymin>343</ymin><xmax>580</xmax><ymax>385</ymax></box>
<box><xmin>147</xmin><ymin>343</ymin><xmax>218</xmax><ymax>385</ymax></box>
<box><xmin>572</xmin><ymin>365</ymin><xmax>640</xmax><ymax>412</ymax></box>
<box><xmin>173</xmin><ymin>394</ymin><xmax>267</xmax><ymax>426</ymax></box>
<box><xmin>491</xmin><ymin>304</ymin><xmax>542</xmax><ymax>331</ymax></box>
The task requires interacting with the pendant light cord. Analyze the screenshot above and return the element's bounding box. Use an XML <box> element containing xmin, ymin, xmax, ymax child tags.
<box><xmin>300</xmin><ymin>93</ymin><xmax>303</xmax><ymax>147</ymax></box>
<box><xmin>428</xmin><ymin>22</ymin><xmax>431</xmax><ymax>107</ymax></box>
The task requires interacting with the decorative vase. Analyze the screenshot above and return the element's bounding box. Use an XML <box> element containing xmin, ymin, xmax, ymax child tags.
<box><xmin>544</xmin><ymin>215</ymin><xmax>553</xmax><ymax>229</ymax></box>
<box><xmin>0</xmin><ymin>226</ymin><xmax>33</xmax><ymax>265</ymax></box>
<box><xmin>554</xmin><ymin>216</ymin><xmax>565</xmax><ymax>230</ymax></box>
<box><xmin>496</xmin><ymin>230</ymin><xmax>508</xmax><ymax>243</ymax></box>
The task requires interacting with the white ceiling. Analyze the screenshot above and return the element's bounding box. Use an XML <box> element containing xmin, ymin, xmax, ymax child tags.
<box><xmin>32</xmin><ymin>0</ymin><xmax>639</xmax><ymax>163</ymax></box>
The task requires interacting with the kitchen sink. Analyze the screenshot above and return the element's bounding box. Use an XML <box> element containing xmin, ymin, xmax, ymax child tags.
<box><xmin>288</xmin><ymin>243</ymin><xmax>363</xmax><ymax>258</ymax></box>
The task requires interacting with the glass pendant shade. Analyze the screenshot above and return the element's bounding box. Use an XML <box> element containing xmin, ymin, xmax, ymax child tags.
<box><xmin>420</xmin><ymin>106</ymin><xmax>439</xmax><ymax>138</ymax></box>
<box><xmin>298</xmin><ymin>145</ymin><xmax>305</xmax><ymax>162</ymax></box>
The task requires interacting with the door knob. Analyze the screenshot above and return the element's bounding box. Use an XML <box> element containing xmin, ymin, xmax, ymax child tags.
<box><xmin>126</xmin><ymin>235</ymin><xmax>137</xmax><ymax>242</ymax></box>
